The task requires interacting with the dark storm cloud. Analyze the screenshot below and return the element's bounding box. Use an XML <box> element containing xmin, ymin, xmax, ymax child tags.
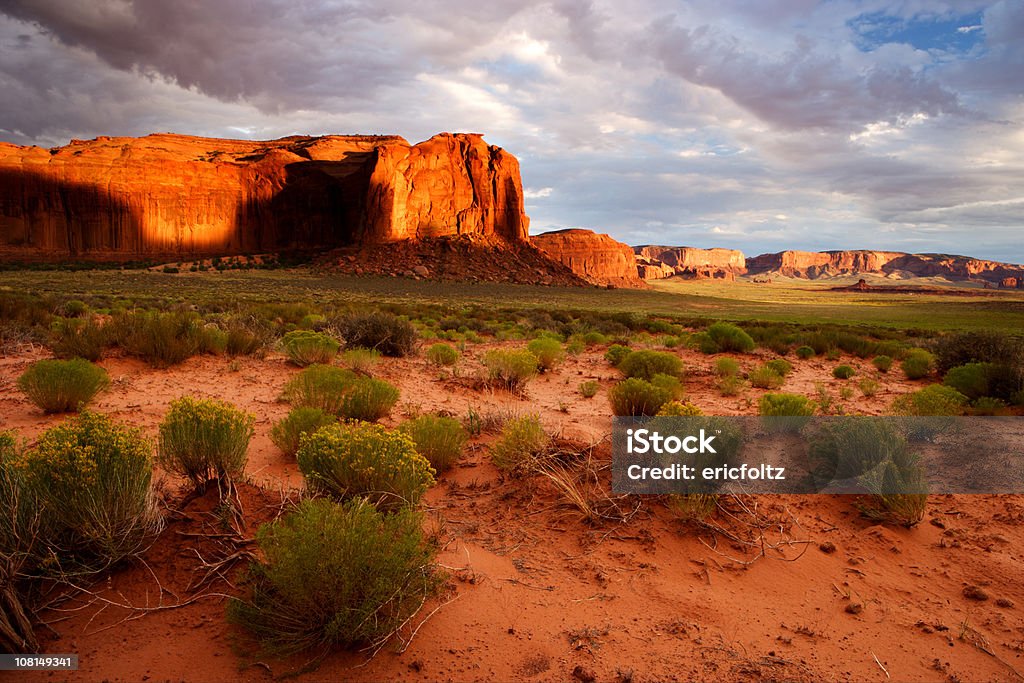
<box><xmin>0</xmin><ymin>1</ymin><xmax>1021</xmax><ymax>261</ymax></box>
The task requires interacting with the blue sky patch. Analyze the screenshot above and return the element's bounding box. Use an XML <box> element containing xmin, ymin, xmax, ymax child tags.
<box><xmin>849</xmin><ymin>10</ymin><xmax>985</xmax><ymax>54</ymax></box>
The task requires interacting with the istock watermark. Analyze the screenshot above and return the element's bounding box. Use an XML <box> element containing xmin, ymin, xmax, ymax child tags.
<box><xmin>612</xmin><ymin>416</ymin><xmax>1024</xmax><ymax>495</ymax></box>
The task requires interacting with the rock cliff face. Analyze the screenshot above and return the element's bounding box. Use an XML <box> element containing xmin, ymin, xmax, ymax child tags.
<box><xmin>745</xmin><ymin>250</ymin><xmax>904</xmax><ymax>278</ymax></box>
<box><xmin>532</xmin><ymin>229</ymin><xmax>645</xmax><ymax>288</ymax></box>
<box><xmin>0</xmin><ymin>132</ymin><xmax>529</xmax><ymax>260</ymax></box>
<box><xmin>633</xmin><ymin>245</ymin><xmax>746</xmax><ymax>280</ymax></box>
<box><xmin>747</xmin><ymin>250</ymin><xmax>1024</xmax><ymax>287</ymax></box>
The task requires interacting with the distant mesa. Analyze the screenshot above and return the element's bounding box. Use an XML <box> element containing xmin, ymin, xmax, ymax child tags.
<box><xmin>743</xmin><ymin>250</ymin><xmax>1024</xmax><ymax>289</ymax></box>
<box><xmin>633</xmin><ymin>245</ymin><xmax>747</xmax><ymax>281</ymax></box>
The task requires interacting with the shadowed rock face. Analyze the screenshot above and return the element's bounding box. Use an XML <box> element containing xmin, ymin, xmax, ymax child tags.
<box><xmin>532</xmin><ymin>229</ymin><xmax>646</xmax><ymax>288</ymax></box>
<box><xmin>0</xmin><ymin>132</ymin><xmax>528</xmax><ymax>260</ymax></box>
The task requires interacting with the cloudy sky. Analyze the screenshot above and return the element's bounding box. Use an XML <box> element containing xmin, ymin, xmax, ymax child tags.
<box><xmin>1</xmin><ymin>1</ymin><xmax>1022</xmax><ymax>260</ymax></box>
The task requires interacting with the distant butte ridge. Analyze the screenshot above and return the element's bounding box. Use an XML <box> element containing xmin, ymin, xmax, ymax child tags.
<box><xmin>1</xmin><ymin>132</ymin><xmax>1021</xmax><ymax>289</ymax></box>
<box><xmin>627</xmin><ymin>245</ymin><xmax>1024</xmax><ymax>289</ymax></box>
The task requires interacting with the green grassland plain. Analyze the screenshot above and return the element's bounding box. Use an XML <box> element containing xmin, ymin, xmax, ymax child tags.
<box><xmin>4</xmin><ymin>268</ymin><xmax>1024</xmax><ymax>334</ymax></box>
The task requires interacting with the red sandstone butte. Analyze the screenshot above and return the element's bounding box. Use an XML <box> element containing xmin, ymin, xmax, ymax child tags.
<box><xmin>532</xmin><ymin>228</ymin><xmax>646</xmax><ymax>288</ymax></box>
<box><xmin>0</xmin><ymin>132</ymin><xmax>528</xmax><ymax>260</ymax></box>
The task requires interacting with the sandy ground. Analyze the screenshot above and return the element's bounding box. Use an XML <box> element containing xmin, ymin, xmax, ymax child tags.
<box><xmin>2</xmin><ymin>343</ymin><xmax>1023</xmax><ymax>682</ymax></box>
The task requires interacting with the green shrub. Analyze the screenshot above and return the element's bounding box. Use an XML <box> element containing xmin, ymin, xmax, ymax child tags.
<box><xmin>717</xmin><ymin>375</ymin><xmax>744</xmax><ymax>397</ymax></box>
<box><xmin>706</xmin><ymin>322</ymin><xmax>755</xmax><ymax>353</ymax></box>
<box><xmin>859</xmin><ymin>378</ymin><xmax>880</xmax><ymax>397</ymax></box>
<box><xmin>832</xmin><ymin>365</ymin><xmax>856</xmax><ymax>380</ymax></box>
<box><xmin>618</xmin><ymin>350</ymin><xmax>683</xmax><ymax>380</ymax></box>
<box><xmin>942</xmin><ymin>362</ymin><xmax>998</xmax><ymax>401</ymax></box>
<box><xmin>111</xmin><ymin>310</ymin><xmax>203</xmax><ymax>367</ymax></box>
<box><xmin>656</xmin><ymin>401</ymin><xmax>703</xmax><ymax>416</ymax></box>
<box><xmin>872</xmin><ymin>355</ymin><xmax>893</xmax><ymax>373</ymax></box>
<box><xmin>891</xmin><ymin>384</ymin><xmax>967</xmax><ymax>416</ymax></box>
<box><xmin>21</xmin><ymin>412</ymin><xmax>160</xmax><ymax>571</ymax></box>
<box><xmin>604</xmin><ymin>344</ymin><xmax>632</xmax><ymax>367</ymax></box>
<box><xmin>583</xmin><ymin>331</ymin><xmax>608</xmax><ymax>346</ymax></box>
<box><xmin>199</xmin><ymin>325</ymin><xmax>229</xmax><ymax>355</ymax></box>
<box><xmin>399</xmin><ymin>415</ymin><xmax>467</xmax><ymax>473</ymax></box>
<box><xmin>51</xmin><ymin>317</ymin><xmax>108</xmax><ymax>361</ymax></box>
<box><xmin>490</xmin><ymin>415</ymin><xmax>549</xmax><ymax>472</ymax></box>
<box><xmin>971</xmin><ymin>396</ymin><xmax>1006</xmax><ymax>416</ymax></box>
<box><xmin>281</xmin><ymin>330</ymin><xmax>340</xmax><ymax>367</ymax></box>
<box><xmin>765</xmin><ymin>359</ymin><xmax>793</xmax><ymax>377</ymax></box>
<box><xmin>691</xmin><ymin>332</ymin><xmax>718</xmax><ymax>355</ymax></box>
<box><xmin>651</xmin><ymin>373</ymin><xmax>685</xmax><ymax>400</ymax></box>
<box><xmin>297</xmin><ymin>422</ymin><xmax>434</xmax><ymax>509</ymax></box>
<box><xmin>271</xmin><ymin>407</ymin><xmax>336</xmax><ymax>458</ymax></box>
<box><xmin>856</xmin><ymin>451</ymin><xmax>928</xmax><ymax>527</ymax></box>
<box><xmin>748</xmin><ymin>365</ymin><xmax>784</xmax><ymax>390</ymax></box>
<box><xmin>225</xmin><ymin>318</ymin><xmax>271</xmax><ymax>356</ymax></box>
<box><xmin>807</xmin><ymin>417</ymin><xmax>907</xmax><ymax>483</ymax></box>
<box><xmin>565</xmin><ymin>338</ymin><xmax>585</xmax><ymax>355</ymax></box>
<box><xmin>527</xmin><ymin>337</ymin><xmax>566</xmax><ymax>372</ymax></box>
<box><xmin>282</xmin><ymin>365</ymin><xmax>358</xmax><ymax>415</ymax></box>
<box><xmin>714</xmin><ymin>357</ymin><xmax>740</xmax><ymax>377</ymax></box>
<box><xmin>62</xmin><ymin>300</ymin><xmax>89</xmax><ymax>318</ymax></box>
<box><xmin>795</xmin><ymin>346</ymin><xmax>815</xmax><ymax>360</ymax></box>
<box><xmin>340</xmin><ymin>347</ymin><xmax>381</xmax><ymax>374</ymax></box>
<box><xmin>339</xmin><ymin>377</ymin><xmax>400</xmax><ymax>422</ymax></box>
<box><xmin>335</xmin><ymin>312</ymin><xmax>418</xmax><ymax>357</ymax></box>
<box><xmin>759</xmin><ymin>393</ymin><xmax>815</xmax><ymax>432</ymax></box>
<box><xmin>483</xmin><ymin>350</ymin><xmax>538</xmax><ymax>393</ymax></box>
<box><xmin>579</xmin><ymin>380</ymin><xmax>600</xmax><ymax>398</ymax></box>
<box><xmin>0</xmin><ymin>430</ymin><xmax>36</xmax><ymax>639</ymax></box>
<box><xmin>158</xmin><ymin>397</ymin><xmax>255</xmax><ymax>488</ymax></box>
<box><xmin>227</xmin><ymin>498</ymin><xmax>440</xmax><ymax>655</ymax></box>
<box><xmin>425</xmin><ymin>343</ymin><xmax>459</xmax><ymax>367</ymax></box>
<box><xmin>933</xmin><ymin>330</ymin><xmax>1023</xmax><ymax>375</ymax></box>
<box><xmin>901</xmin><ymin>349</ymin><xmax>935</xmax><ymax>380</ymax></box>
<box><xmin>17</xmin><ymin>358</ymin><xmax>109</xmax><ymax>413</ymax></box>
<box><xmin>609</xmin><ymin>378</ymin><xmax>672</xmax><ymax>416</ymax></box>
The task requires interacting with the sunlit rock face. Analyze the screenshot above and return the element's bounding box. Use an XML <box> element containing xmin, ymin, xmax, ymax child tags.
<box><xmin>633</xmin><ymin>245</ymin><xmax>747</xmax><ymax>281</ymax></box>
<box><xmin>533</xmin><ymin>229</ymin><xmax>646</xmax><ymax>288</ymax></box>
<box><xmin>0</xmin><ymin>132</ymin><xmax>529</xmax><ymax>260</ymax></box>
<box><xmin>746</xmin><ymin>250</ymin><xmax>1024</xmax><ymax>286</ymax></box>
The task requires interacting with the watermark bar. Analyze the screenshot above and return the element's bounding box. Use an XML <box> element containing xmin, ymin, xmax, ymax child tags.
<box><xmin>612</xmin><ymin>416</ymin><xmax>1024</xmax><ymax>495</ymax></box>
<box><xmin>0</xmin><ymin>654</ymin><xmax>79</xmax><ymax>671</ymax></box>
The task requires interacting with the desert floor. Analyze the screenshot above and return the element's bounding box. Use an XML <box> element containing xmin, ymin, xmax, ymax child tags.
<box><xmin>3</xmin><ymin>342</ymin><xmax>1023</xmax><ymax>682</ymax></box>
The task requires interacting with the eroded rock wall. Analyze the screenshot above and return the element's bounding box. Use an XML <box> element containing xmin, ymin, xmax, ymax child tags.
<box><xmin>532</xmin><ymin>229</ymin><xmax>646</xmax><ymax>288</ymax></box>
<box><xmin>0</xmin><ymin>132</ymin><xmax>529</xmax><ymax>260</ymax></box>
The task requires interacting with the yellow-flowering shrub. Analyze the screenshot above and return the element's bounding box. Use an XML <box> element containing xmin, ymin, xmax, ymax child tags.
<box><xmin>296</xmin><ymin>422</ymin><xmax>435</xmax><ymax>510</ymax></box>
<box><xmin>656</xmin><ymin>401</ymin><xmax>704</xmax><ymax>416</ymax></box>
<box><xmin>20</xmin><ymin>412</ymin><xmax>160</xmax><ymax>571</ymax></box>
<box><xmin>158</xmin><ymin>397</ymin><xmax>254</xmax><ymax>488</ymax></box>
